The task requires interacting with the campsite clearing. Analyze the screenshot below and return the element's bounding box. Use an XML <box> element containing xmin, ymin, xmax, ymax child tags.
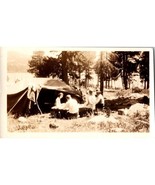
<box><xmin>7</xmin><ymin>88</ymin><xmax>150</xmax><ymax>133</ymax></box>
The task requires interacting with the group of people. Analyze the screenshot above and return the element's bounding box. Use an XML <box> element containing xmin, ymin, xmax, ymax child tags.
<box><xmin>84</xmin><ymin>89</ymin><xmax>105</xmax><ymax>114</ymax></box>
<box><xmin>52</xmin><ymin>93</ymin><xmax>79</xmax><ymax>119</ymax></box>
<box><xmin>51</xmin><ymin>89</ymin><xmax>105</xmax><ymax>119</ymax></box>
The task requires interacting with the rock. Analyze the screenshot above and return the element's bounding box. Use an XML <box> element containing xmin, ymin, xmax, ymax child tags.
<box><xmin>118</xmin><ymin>109</ymin><xmax>125</xmax><ymax>115</ymax></box>
<box><xmin>49</xmin><ymin>124</ymin><xmax>58</xmax><ymax>129</ymax></box>
<box><xmin>128</xmin><ymin>103</ymin><xmax>149</xmax><ymax>117</ymax></box>
<box><xmin>118</xmin><ymin>108</ymin><xmax>128</xmax><ymax>115</ymax></box>
<box><xmin>18</xmin><ymin>117</ymin><xmax>27</xmax><ymax>123</ymax></box>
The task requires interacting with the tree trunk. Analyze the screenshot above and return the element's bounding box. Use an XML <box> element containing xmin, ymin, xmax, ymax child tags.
<box><xmin>99</xmin><ymin>52</ymin><xmax>104</xmax><ymax>95</ymax></box>
<box><xmin>100</xmin><ymin>78</ymin><xmax>104</xmax><ymax>94</ymax></box>
<box><xmin>144</xmin><ymin>80</ymin><xmax>146</xmax><ymax>89</ymax></box>
<box><xmin>85</xmin><ymin>70</ymin><xmax>88</xmax><ymax>88</ymax></box>
<box><xmin>78</xmin><ymin>67</ymin><xmax>81</xmax><ymax>88</ymax></box>
<box><xmin>100</xmin><ymin>69</ymin><xmax>104</xmax><ymax>94</ymax></box>
<box><xmin>97</xmin><ymin>73</ymin><xmax>99</xmax><ymax>88</ymax></box>
<box><xmin>61</xmin><ymin>52</ymin><xmax>69</xmax><ymax>84</ymax></box>
<box><xmin>106</xmin><ymin>80</ymin><xmax>108</xmax><ymax>88</ymax></box>
<box><xmin>108</xmin><ymin>80</ymin><xmax>110</xmax><ymax>89</ymax></box>
<box><xmin>122</xmin><ymin>52</ymin><xmax>128</xmax><ymax>89</ymax></box>
<box><xmin>110</xmin><ymin>80</ymin><xmax>112</xmax><ymax>88</ymax></box>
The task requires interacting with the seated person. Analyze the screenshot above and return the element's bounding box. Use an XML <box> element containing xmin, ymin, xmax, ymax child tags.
<box><xmin>50</xmin><ymin>92</ymin><xmax>64</xmax><ymax>118</ymax></box>
<box><xmin>52</xmin><ymin>92</ymin><xmax>64</xmax><ymax>109</ymax></box>
<box><xmin>96</xmin><ymin>91</ymin><xmax>104</xmax><ymax>112</ymax></box>
<box><xmin>64</xmin><ymin>95</ymin><xmax>79</xmax><ymax>119</ymax></box>
<box><xmin>84</xmin><ymin>90</ymin><xmax>96</xmax><ymax>115</ymax></box>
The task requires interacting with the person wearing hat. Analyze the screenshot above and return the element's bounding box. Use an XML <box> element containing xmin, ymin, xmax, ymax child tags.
<box><xmin>64</xmin><ymin>94</ymin><xmax>79</xmax><ymax>119</ymax></box>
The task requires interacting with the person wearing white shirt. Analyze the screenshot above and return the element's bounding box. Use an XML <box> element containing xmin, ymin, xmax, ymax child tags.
<box><xmin>85</xmin><ymin>90</ymin><xmax>96</xmax><ymax>115</ymax></box>
<box><xmin>64</xmin><ymin>94</ymin><xmax>79</xmax><ymax>119</ymax></box>
<box><xmin>50</xmin><ymin>92</ymin><xmax>64</xmax><ymax>118</ymax></box>
<box><xmin>55</xmin><ymin>92</ymin><xmax>64</xmax><ymax>108</ymax></box>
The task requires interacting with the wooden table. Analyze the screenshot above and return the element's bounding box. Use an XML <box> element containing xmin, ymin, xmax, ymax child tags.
<box><xmin>50</xmin><ymin>107</ymin><xmax>92</xmax><ymax>119</ymax></box>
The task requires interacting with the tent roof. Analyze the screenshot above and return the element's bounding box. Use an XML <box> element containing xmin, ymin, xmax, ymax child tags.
<box><xmin>7</xmin><ymin>78</ymin><xmax>75</xmax><ymax>94</ymax></box>
<box><xmin>44</xmin><ymin>79</ymin><xmax>71</xmax><ymax>88</ymax></box>
<box><xmin>42</xmin><ymin>79</ymin><xmax>75</xmax><ymax>92</ymax></box>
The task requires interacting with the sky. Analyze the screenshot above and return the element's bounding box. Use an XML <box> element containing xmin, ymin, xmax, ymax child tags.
<box><xmin>7</xmin><ymin>47</ymin><xmax>54</xmax><ymax>57</ymax></box>
<box><xmin>7</xmin><ymin>47</ymin><xmax>102</xmax><ymax>62</ymax></box>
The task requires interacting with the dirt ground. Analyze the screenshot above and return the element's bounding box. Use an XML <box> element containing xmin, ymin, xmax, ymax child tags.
<box><xmin>7</xmin><ymin>89</ymin><xmax>150</xmax><ymax>133</ymax></box>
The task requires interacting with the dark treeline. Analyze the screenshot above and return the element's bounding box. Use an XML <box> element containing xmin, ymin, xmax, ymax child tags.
<box><xmin>27</xmin><ymin>50</ymin><xmax>149</xmax><ymax>94</ymax></box>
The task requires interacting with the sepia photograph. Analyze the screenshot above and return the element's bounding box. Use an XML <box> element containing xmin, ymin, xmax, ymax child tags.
<box><xmin>6</xmin><ymin>48</ymin><xmax>151</xmax><ymax>133</ymax></box>
<box><xmin>1</xmin><ymin>1</ymin><xmax>155</xmax><ymax>185</ymax></box>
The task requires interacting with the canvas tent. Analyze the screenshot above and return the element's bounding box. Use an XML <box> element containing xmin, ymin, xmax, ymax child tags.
<box><xmin>7</xmin><ymin>78</ymin><xmax>83</xmax><ymax>116</ymax></box>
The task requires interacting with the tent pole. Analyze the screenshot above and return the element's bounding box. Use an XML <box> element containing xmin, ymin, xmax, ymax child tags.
<box><xmin>35</xmin><ymin>88</ymin><xmax>43</xmax><ymax>114</ymax></box>
<box><xmin>36</xmin><ymin>100</ymin><xmax>43</xmax><ymax>114</ymax></box>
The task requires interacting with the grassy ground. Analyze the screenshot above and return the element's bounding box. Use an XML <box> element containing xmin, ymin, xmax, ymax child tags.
<box><xmin>8</xmin><ymin>110</ymin><xmax>149</xmax><ymax>133</ymax></box>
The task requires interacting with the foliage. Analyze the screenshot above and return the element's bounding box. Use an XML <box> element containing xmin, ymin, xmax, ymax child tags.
<box><xmin>95</xmin><ymin>59</ymin><xmax>118</xmax><ymax>80</ymax></box>
<box><xmin>112</xmin><ymin>51</ymin><xmax>149</xmax><ymax>89</ymax></box>
<box><xmin>94</xmin><ymin>51</ymin><xmax>121</xmax><ymax>93</ymax></box>
<box><xmin>28</xmin><ymin>50</ymin><xmax>149</xmax><ymax>90</ymax></box>
<box><xmin>139</xmin><ymin>51</ymin><xmax>149</xmax><ymax>89</ymax></box>
<box><xmin>28</xmin><ymin>50</ymin><xmax>96</xmax><ymax>87</ymax></box>
<box><xmin>27</xmin><ymin>51</ymin><xmax>44</xmax><ymax>77</ymax></box>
